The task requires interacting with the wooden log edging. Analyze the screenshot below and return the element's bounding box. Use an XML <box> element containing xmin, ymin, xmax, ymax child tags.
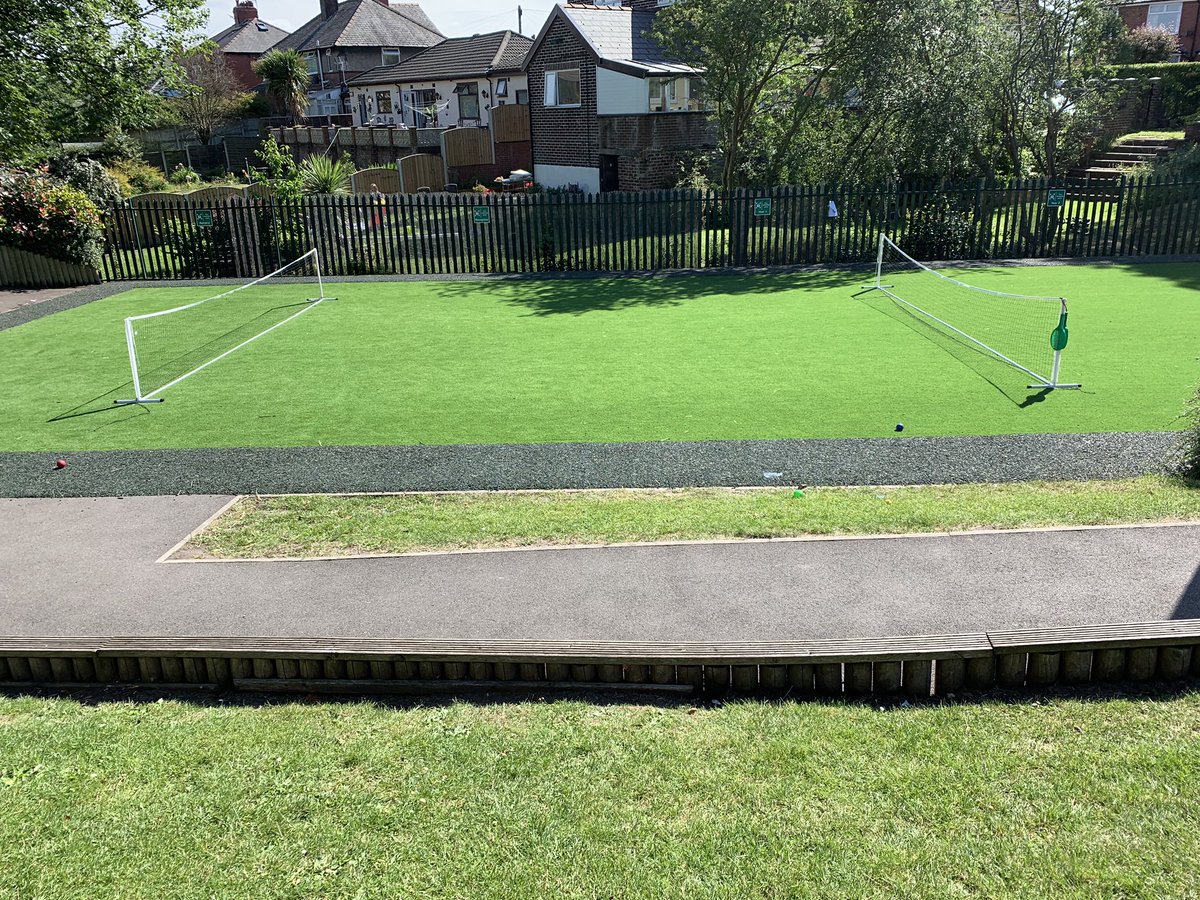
<box><xmin>1</xmin><ymin>622</ymin><xmax>1198</xmax><ymax>698</ymax></box>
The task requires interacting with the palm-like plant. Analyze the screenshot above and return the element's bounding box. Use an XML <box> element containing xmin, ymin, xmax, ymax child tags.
<box><xmin>254</xmin><ymin>49</ymin><xmax>310</xmax><ymax>124</ymax></box>
<box><xmin>300</xmin><ymin>154</ymin><xmax>356</xmax><ymax>195</ymax></box>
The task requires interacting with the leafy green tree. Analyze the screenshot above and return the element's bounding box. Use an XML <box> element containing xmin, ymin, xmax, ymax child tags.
<box><xmin>255</xmin><ymin>49</ymin><xmax>310</xmax><ymax>124</ymax></box>
<box><xmin>0</xmin><ymin>0</ymin><xmax>205</xmax><ymax>162</ymax></box>
<box><xmin>652</xmin><ymin>0</ymin><xmax>851</xmax><ymax>190</ymax></box>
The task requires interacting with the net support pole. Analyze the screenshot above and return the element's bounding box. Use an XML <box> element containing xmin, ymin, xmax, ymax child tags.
<box><xmin>114</xmin><ymin>317</ymin><xmax>163</xmax><ymax>405</ymax></box>
<box><xmin>861</xmin><ymin>232</ymin><xmax>888</xmax><ymax>291</ymax></box>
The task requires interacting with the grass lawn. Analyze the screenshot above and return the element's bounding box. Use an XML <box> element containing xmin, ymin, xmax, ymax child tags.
<box><xmin>1</xmin><ymin>693</ymin><xmax>1198</xmax><ymax>897</ymax></box>
<box><xmin>1</xmin><ymin>263</ymin><xmax>1197</xmax><ymax>452</ymax></box>
<box><xmin>189</xmin><ymin>475</ymin><xmax>1200</xmax><ymax>558</ymax></box>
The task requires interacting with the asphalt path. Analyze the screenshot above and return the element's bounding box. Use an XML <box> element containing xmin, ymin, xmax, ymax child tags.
<box><xmin>2</xmin><ymin>496</ymin><xmax>1198</xmax><ymax>641</ymax></box>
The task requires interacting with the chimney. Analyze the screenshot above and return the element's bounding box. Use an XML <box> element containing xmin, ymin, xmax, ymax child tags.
<box><xmin>233</xmin><ymin>0</ymin><xmax>258</xmax><ymax>24</ymax></box>
<box><xmin>321</xmin><ymin>0</ymin><xmax>339</xmax><ymax>20</ymax></box>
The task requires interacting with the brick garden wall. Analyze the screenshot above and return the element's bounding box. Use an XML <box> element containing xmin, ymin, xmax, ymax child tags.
<box><xmin>599</xmin><ymin>112</ymin><xmax>718</xmax><ymax>190</ymax></box>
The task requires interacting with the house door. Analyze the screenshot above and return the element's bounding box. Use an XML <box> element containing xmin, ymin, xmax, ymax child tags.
<box><xmin>600</xmin><ymin>155</ymin><xmax>619</xmax><ymax>193</ymax></box>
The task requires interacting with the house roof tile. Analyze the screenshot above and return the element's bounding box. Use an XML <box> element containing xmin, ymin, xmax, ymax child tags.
<box><xmin>349</xmin><ymin>30</ymin><xmax>532</xmax><ymax>85</ymax></box>
<box><xmin>542</xmin><ymin>4</ymin><xmax>699</xmax><ymax>76</ymax></box>
<box><xmin>275</xmin><ymin>1</ymin><xmax>442</xmax><ymax>53</ymax></box>
<box><xmin>211</xmin><ymin>18</ymin><xmax>290</xmax><ymax>55</ymax></box>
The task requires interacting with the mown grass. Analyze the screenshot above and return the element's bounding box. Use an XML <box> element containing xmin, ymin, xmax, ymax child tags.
<box><xmin>189</xmin><ymin>475</ymin><xmax>1200</xmax><ymax>558</ymax></box>
<box><xmin>0</xmin><ymin>693</ymin><xmax>1198</xmax><ymax>898</ymax></box>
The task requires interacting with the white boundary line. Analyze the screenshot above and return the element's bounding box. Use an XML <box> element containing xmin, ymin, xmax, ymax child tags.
<box><xmin>160</xmin><ymin>517</ymin><xmax>1200</xmax><ymax>565</ymax></box>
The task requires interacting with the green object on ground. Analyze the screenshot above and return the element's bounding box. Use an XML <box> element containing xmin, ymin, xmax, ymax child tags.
<box><xmin>186</xmin><ymin>476</ymin><xmax>1200</xmax><ymax>559</ymax></box>
<box><xmin>1</xmin><ymin>693</ymin><xmax>1199</xmax><ymax>896</ymax></box>
<box><xmin>1</xmin><ymin>264</ymin><xmax>1197</xmax><ymax>452</ymax></box>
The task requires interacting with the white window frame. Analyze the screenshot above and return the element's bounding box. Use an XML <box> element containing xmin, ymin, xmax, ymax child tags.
<box><xmin>305</xmin><ymin>51</ymin><xmax>319</xmax><ymax>76</ymax></box>
<box><xmin>381</xmin><ymin>47</ymin><xmax>402</xmax><ymax>67</ymax></box>
<box><xmin>1146</xmin><ymin>1</ymin><xmax>1183</xmax><ymax>33</ymax></box>
<box><xmin>496</xmin><ymin>78</ymin><xmax>509</xmax><ymax>97</ymax></box>
<box><xmin>544</xmin><ymin>68</ymin><xmax>582</xmax><ymax>108</ymax></box>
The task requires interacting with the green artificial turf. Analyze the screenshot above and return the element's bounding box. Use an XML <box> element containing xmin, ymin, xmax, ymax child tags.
<box><xmin>188</xmin><ymin>476</ymin><xmax>1200</xmax><ymax>558</ymax></box>
<box><xmin>1</xmin><ymin>263</ymin><xmax>1197</xmax><ymax>452</ymax></box>
<box><xmin>2</xmin><ymin>694</ymin><xmax>1199</xmax><ymax>897</ymax></box>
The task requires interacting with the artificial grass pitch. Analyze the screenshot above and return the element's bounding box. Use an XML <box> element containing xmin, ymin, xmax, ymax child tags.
<box><xmin>1</xmin><ymin>263</ymin><xmax>1197</xmax><ymax>452</ymax></box>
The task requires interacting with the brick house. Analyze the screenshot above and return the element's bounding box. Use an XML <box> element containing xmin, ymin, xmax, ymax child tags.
<box><xmin>348</xmin><ymin>30</ymin><xmax>531</xmax><ymax>128</ymax></box>
<box><xmin>211</xmin><ymin>2</ymin><xmax>290</xmax><ymax>89</ymax></box>
<box><xmin>524</xmin><ymin>0</ymin><xmax>716</xmax><ymax>192</ymax></box>
<box><xmin>1118</xmin><ymin>1</ymin><xmax>1200</xmax><ymax>60</ymax></box>
<box><xmin>273</xmin><ymin>0</ymin><xmax>443</xmax><ymax>118</ymax></box>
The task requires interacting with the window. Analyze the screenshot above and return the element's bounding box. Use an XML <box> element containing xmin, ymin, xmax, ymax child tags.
<box><xmin>376</xmin><ymin>91</ymin><xmax>393</xmax><ymax>115</ymax></box>
<box><xmin>516</xmin><ymin>89</ymin><xmax>529</xmax><ymax>105</ymax></box>
<box><xmin>305</xmin><ymin>52</ymin><xmax>319</xmax><ymax>76</ymax></box>
<box><xmin>381</xmin><ymin>47</ymin><xmax>402</xmax><ymax>67</ymax></box>
<box><xmin>649</xmin><ymin>76</ymin><xmax>708</xmax><ymax>112</ymax></box>
<box><xmin>1147</xmin><ymin>1</ymin><xmax>1183</xmax><ymax>32</ymax></box>
<box><xmin>544</xmin><ymin>69</ymin><xmax>581</xmax><ymax>107</ymax></box>
<box><xmin>496</xmin><ymin>78</ymin><xmax>509</xmax><ymax>97</ymax></box>
<box><xmin>454</xmin><ymin>82</ymin><xmax>480</xmax><ymax>120</ymax></box>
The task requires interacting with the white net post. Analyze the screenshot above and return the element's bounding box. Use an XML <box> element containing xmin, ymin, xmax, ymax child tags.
<box><xmin>874</xmin><ymin>231</ymin><xmax>885</xmax><ymax>288</ymax></box>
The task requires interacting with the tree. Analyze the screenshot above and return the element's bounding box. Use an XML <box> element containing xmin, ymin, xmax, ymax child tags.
<box><xmin>1112</xmin><ymin>25</ymin><xmax>1180</xmax><ymax>64</ymax></box>
<box><xmin>0</xmin><ymin>0</ymin><xmax>205</xmax><ymax>162</ymax></box>
<box><xmin>176</xmin><ymin>45</ymin><xmax>248</xmax><ymax>143</ymax></box>
<box><xmin>255</xmin><ymin>49</ymin><xmax>310</xmax><ymax>124</ymax></box>
<box><xmin>652</xmin><ymin>0</ymin><xmax>851</xmax><ymax>190</ymax></box>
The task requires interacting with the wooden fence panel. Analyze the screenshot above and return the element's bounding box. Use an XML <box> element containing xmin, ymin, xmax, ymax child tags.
<box><xmin>491</xmin><ymin>104</ymin><xmax>531</xmax><ymax>144</ymax></box>
<box><xmin>351</xmin><ymin>167</ymin><xmax>402</xmax><ymax>195</ymax></box>
<box><xmin>0</xmin><ymin>245</ymin><xmax>101</xmax><ymax>289</ymax></box>
<box><xmin>442</xmin><ymin>127</ymin><xmax>494</xmax><ymax>169</ymax></box>
<box><xmin>398</xmin><ymin>154</ymin><xmax>445</xmax><ymax>193</ymax></box>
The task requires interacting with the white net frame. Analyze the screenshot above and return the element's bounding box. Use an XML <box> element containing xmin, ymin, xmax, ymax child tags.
<box><xmin>118</xmin><ymin>248</ymin><xmax>333</xmax><ymax>404</ymax></box>
<box><xmin>868</xmin><ymin>234</ymin><xmax>1079</xmax><ymax>390</ymax></box>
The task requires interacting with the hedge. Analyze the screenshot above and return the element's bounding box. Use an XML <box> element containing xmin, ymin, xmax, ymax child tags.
<box><xmin>1105</xmin><ymin>62</ymin><xmax>1200</xmax><ymax>125</ymax></box>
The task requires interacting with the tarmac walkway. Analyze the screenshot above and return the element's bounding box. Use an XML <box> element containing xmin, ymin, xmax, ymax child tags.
<box><xmin>2</xmin><ymin>496</ymin><xmax>1198</xmax><ymax>642</ymax></box>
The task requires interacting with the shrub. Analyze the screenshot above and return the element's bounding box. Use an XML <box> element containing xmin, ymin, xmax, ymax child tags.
<box><xmin>107</xmin><ymin>158</ymin><xmax>171</xmax><ymax>196</ymax></box>
<box><xmin>902</xmin><ymin>195</ymin><xmax>979</xmax><ymax>260</ymax></box>
<box><xmin>1182</xmin><ymin>383</ymin><xmax>1200</xmax><ymax>479</ymax></box>
<box><xmin>300</xmin><ymin>154</ymin><xmax>356</xmax><ymax>195</ymax></box>
<box><xmin>1112</xmin><ymin>26</ymin><xmax>1180</xmax><ymax>64</ymax></box>
<box><xmin>99</xmin><ymin>131</ymin><xmax>144</xmax><ymax>163</ymax></box>
<box><xmin>159</xmin><ymin>211</ymin><xmax>240</xmax><ymax>278</ymax></box>
<box><xmin>0</xmin><ymin>171</ymin><xmax>103</xmax><ymax>268</ymax></box>
<box><xmin>254</xmin><ymin>136</ymin><xmax>303</xmax><ymax>200</ymax></box>
<box><xmin>47</xmin><ymin>156</ymin><xmax>123</xmax><ymax>208</ymax></box>
<box><xmin>169</xmin><ymin>164</ymin><xmax>202</xmax><ymax>187</ymax></box>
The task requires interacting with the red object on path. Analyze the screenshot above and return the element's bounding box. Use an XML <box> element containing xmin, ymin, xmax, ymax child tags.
<box><xmin>55</xmin><ymin>459</ymin><xmax>67</xmax><ymax>469</ymax></box>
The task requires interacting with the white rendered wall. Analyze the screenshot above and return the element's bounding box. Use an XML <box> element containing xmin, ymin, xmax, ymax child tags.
<box><xmin>534</xmin><ymin>164</ymin><xmax>601</xmax><ymax>194</ymax></box>
<box><xmin>596</xmin><ymin>66</ymin><xmax>648</xmax><ymax>115</ymax></box>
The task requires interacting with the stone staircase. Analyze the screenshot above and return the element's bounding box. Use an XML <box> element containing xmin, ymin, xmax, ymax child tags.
<box><xmin>1069</xmin><ymin>137</ymin><xmax>1186</xmax><ymax>181</ymax></box>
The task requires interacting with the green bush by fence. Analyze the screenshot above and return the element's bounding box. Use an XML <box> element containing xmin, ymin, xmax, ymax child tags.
<box><xmin>100</xmin><ymin>176</ymin><xmax>1200</xmax><ymax>281</ymax></box>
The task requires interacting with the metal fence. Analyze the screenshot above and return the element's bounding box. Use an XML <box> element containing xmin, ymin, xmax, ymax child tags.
<box><xmin>100</xmin><ymin>176</ymin><xmax>1200</xmax><ymax>281</ymax></box>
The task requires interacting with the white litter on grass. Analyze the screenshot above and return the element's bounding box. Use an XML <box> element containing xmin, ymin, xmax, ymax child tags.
<box><xmin>763</xmin><ymin>471</ymin><xmax>783</xmax><ymax>480</ymax></box>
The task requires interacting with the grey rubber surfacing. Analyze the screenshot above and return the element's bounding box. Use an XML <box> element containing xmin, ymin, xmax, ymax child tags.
<box><xmin>0</xmin><ymin>431</ymin><xmax>1180</xmax><ymax>498</ymax></box>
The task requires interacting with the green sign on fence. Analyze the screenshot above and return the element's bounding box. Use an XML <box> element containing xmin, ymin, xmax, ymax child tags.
<box><xmin>194</xmin><ymin>209</ymin><xmax>214</xmax><ymax>228</ymax></box>
<box><xmin>753</xmin><ymin>198</ymin><xmax>772</xmax><ymax>217</ymax></box>
<box><xmin>1046</xmin><ymin>189</ymin><xmax>1066</xmax><ymax>209</ymax></box>
<box><xmin>473</xmin><ymin>206</ymin><xmax>491</xmax><ymax>225</ymax></box>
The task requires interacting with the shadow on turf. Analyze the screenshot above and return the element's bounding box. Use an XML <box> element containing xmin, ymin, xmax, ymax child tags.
<box><xmin>435</xmin><ymin>269</ymin><xmax>859</xmax><ymax>317</ymax></box>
